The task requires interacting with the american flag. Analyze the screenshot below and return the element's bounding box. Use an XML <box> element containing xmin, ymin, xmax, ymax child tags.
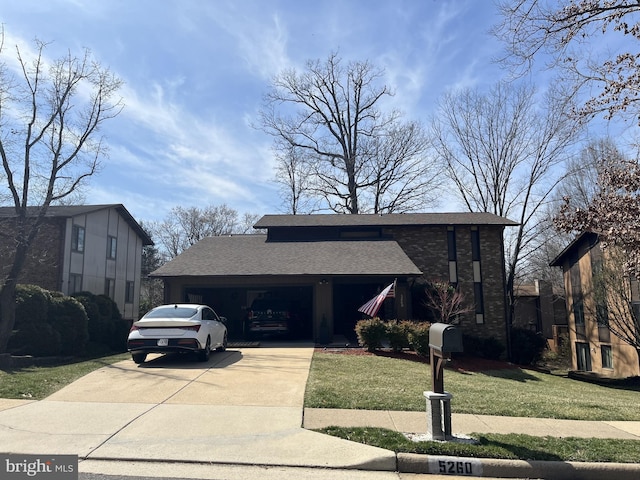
<box><xmin>357</xmin><ymin>280</ymin><xmax>396</xmax><ymax>318</ymax></box>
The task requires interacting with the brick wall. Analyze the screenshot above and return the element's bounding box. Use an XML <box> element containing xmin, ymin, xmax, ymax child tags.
<box><xmin>388</xmin><ymin>224</ymin><xmax>508</xmax><ymax>345</ymax></box>
<box><xmin>0</xmin><ymin>219</ymin><xmax>65</xmax><ymax>292</ymax></box>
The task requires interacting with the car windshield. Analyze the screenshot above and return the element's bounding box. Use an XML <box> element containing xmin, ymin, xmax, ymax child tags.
<box><xmin>145</xmin><ymin>306</ymin><xmax>198</xmax><ymax>319</ymax></box>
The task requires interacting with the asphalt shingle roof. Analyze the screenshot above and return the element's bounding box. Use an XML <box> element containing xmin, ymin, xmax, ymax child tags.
<box><xmin>0</xmin><ymin>204</ymin><xmax>153</xmax><ymax>245</ymax></box>
<box><xmin>254</xmin><ymin>212</ymin><xmax>518</xmax><ymax>229</ymax></box>
<box><xmin>151</xmin><ymin>235</ymin><xmax>423</xmax><ymax>277</ymax></box>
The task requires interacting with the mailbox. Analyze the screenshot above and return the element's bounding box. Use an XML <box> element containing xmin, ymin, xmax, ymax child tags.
<box><xmin>429</xmin><ymin>323</ymin><xmax>463</xmax><ymax>354</ymax></box>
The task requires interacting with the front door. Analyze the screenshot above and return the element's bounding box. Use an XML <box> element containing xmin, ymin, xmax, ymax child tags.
<box><xmin>575</xmin><ymin>342</ymin><xmax>592</xmax><ymax>371</ymax></box>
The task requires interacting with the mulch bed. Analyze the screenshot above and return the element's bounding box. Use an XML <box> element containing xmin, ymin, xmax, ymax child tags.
<box><xmin>315</xmin><ymin>347</ymin><xmax>518</xmax><ymax>372</ymax></box>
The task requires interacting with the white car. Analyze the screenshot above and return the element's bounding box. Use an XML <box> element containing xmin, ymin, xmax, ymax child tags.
<box><xmin>127</xmin><ymin>304</ymin><xmax>228</xmax><ymax>364</ymax></box>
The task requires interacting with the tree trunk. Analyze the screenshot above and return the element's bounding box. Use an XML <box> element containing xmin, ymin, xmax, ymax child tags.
<box><xmin>0</xmin><ymin>282</ymin><xmax>17</xmax><ymax>354</ymax></box>
<box><xmin>0</xmin><ymin>240</ymin><xmax>29</xmax><ymax>354</ymax></box>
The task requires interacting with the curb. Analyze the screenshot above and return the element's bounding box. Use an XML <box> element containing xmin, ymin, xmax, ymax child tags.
<box><xmin>397</xmin><ymin>453</ymin><xmax>640</xmax><ymax>479</ymax></box>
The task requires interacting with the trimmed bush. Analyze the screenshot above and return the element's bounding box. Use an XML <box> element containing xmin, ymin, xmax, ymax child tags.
<box><xmin>386</xmin><ymin>320</ymin><xmax>412</xmax><ymax>352</ymax></box>
<box><xmin>49</xmin><ymin>294</ymin><xmax>89</xmax><ymax>356</ymax></box>
<box><xmin>107</xmin><ymin>318</ymin><xmax>131</xmax><ymax>352</ymax></box>
<box><xmin>15</xmin><ymin>284</ymin><xmax>50</xmax><ymax>327</ymax></box>
<box><xmin>463</xmin><ymin>334</ymin><xmax>505</xmax><ymax>360</ymax></box>
<box><xmin>510</xmin><ymin>327</ymin><xmax>547</xmax><ymax>366</ymax></box>
<box><xmin>355</xmin><ymin>317</ymin><xmax>387</xmax><ymax>352</ymax></box>
<box><xmin>408</xmin><ymin>322</ymin><xmax>431</xmax><ymax>356</ymax></box>
<box><xmin>8</xmin><ymin>322</ymin><xmax>62</xmax><ymax>356</ymax></box>
<box><xmin>7</xmin><ymin>286</ymin><xmax>124</xmax><ymax>356</ymax></box>
<box><xmin>73</xmin><ymin>292</ymin><xmax>104</xmax><ymax>341</ymax></box>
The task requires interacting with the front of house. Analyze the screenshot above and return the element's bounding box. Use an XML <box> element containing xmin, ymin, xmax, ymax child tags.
<box><xmin>0</xmin><ymin>204</ymin><xmax>153</xmax><ymax>323</ymax></box>
<box><xmin>152</xmin><ymin>213</ymin><xmax>517</xmax><ymax>346</ymax></box>
<box><xmin>551</xmin><ymin>232</ymin><xmax>640</xmax><ymax>378</ymax></box>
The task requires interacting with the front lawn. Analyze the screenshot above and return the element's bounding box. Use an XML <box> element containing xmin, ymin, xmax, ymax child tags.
<box><xmin>0</xmin><ymin>353</ymin><xmax>129</xmax><ymax>399</ymax></box>
<box><xmin>306</xmin><ymin>351</ymin><xmax>640</xmax><ymax>463</ymax></box>
<box><xmin>304</xmin><ymin>351</ymin><xmax>640</xmax><ymax>421</ymax></box>
<box><xmin>317</xmin><ymin>427</ymin><xmax>640</xmax><ymax>463</ymax></box>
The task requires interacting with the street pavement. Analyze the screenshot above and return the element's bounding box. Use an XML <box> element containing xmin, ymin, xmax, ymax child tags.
<box><xmin>0</xmin><ymin>343</ymin><xmax>639</xmax><ymax>479</ymax></box>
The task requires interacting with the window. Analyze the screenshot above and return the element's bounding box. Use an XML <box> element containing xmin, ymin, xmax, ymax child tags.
<box><xmin>107</xmin><ymin>236</ymin><xmax>117</xmax><ymax>259</ymax></box>
<box><xmin>447</xmin><ymin>227</ymin><xmax>458</xmax><ymax>283</ymax></box>
<box><xmin>601</xmin><ymin>345</ymin><xmax>613</xmax><ymax>369</ymax></box>
<box><xmin>474</xmin><ymin>282</ymin><xmax>485</xmax><ymax>324</ymax></box>
<box><xmin>447</xmin><ymin>227</ymin><xmax>457</xmax><ymax>261</ymax></box>
<box><xmin>105</xmin><ymin>278</ymin><xmax>115</xmax><ymax>299</ymax></box>
<box><xmin>573</xmin><ymin>297</ymin><xmax>585</xmax><ymax>325</ymax></box>
<box><xmin>72</xmin><ymin>225</ymin><xmax>85</xmax><ymax>253</ymax></box>
<box><xmin>125</xmin><ymin>281</ymin><xmax>135</xmax><ymax>303</ymax></box>
<box><xmin>69</xmin><ymin>274</ymin><xmax>82</xmax><ymax>294</ymax></box>
<box><xmin>470</xmin><ymin>227</ymin><xmax>483</xmax><ymax>323</ymax></box>
<box><xmin>471</xmin><ymin>227</ymin><xmax>481</xmax><ymax>261</ymax></box>
<box><xmin>202</xmin><ymin>307</ymin><xmax>217</xmax><ymax>321</ymax></box>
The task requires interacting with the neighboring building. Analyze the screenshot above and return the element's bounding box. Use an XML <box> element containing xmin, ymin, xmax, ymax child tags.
<box><xmin>151</xmin><ymin>213</ymin><xmax>517</xmax><ymax>346</ymax></box>
<box><xmin>513</xmin><ymin>280</ymin><xmax>568</xmax><ymax>352</ymax></box>
<box><xmin>551</xmin><ymin>232</ymin><xmax>640</xmax><ymax>378</ymax></box>
<box><xmin>0</xmin><ymin>204</ymin><xmax>153</xmax><ymax>322</ymax></box>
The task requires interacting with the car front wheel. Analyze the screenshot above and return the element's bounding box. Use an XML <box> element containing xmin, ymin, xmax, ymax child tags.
<box><xmin>197</xmin><ymin>337</ymin><xmax>211</xmax><ymax>362</ymax></box>
<box><xmin>132</xmin><ymin>352</ymin><xmax>147</xmax><ymax>364</ymax></box>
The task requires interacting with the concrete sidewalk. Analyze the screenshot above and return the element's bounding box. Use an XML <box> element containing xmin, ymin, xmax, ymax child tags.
<box><xmin>303</xmin><ymin>408</ymin><xmax>640</xmax><ymax>440</ymax></box>
<box><xmin>1</xmin><ymin>345</ymin><xmax>640</xmax><ymax>479</ymax></box>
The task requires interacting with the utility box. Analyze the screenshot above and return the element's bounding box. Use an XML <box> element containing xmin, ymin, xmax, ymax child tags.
<box><xmin>429</xmin><ymin>323</ymin><xmax>463</xmax><ymax>355</ymax></box>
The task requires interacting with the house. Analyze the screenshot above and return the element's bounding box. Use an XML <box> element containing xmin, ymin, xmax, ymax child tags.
<box><xmin>151</xmin><ymin>213</ymin><xmax>517</xmax><ymax>346</ymax></box>
<box><xmin>0</xmin><ymin>204</ymin><xmax>153</xmax><ymax>322</ymax></box>
<box><xmin>513</xmin><ymin>279</ymin><xmax>568</xmax><ymax>352</ymax></box>
<box><xmin>551</xmin><ymin>232</ymin><xmax>640</xmax><ymax>378</ymax></box>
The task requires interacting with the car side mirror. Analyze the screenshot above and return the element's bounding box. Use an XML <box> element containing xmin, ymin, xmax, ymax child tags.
<box><xmin>219</xmin><ymin>316</ymin><xmax>228</xmax><ymax>325</ymax></box>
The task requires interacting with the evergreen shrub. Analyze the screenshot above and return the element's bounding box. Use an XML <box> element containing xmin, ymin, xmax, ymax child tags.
<box><xmin>355</xmin><ymin>317</ymin><xmax>387</xmax><ymax>352</ymax></box>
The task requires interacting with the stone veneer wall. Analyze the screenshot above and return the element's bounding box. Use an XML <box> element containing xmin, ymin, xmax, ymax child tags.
<box><xmin>386</xmin><ymin>224</ymin><xmax>508</xmax><ymax>346</ymax></box>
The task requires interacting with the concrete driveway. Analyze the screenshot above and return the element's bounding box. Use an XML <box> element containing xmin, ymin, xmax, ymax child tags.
<box><xmin>0</xmin><ymin>344</ymin><xmax>396</xmax><ymax>471</ymax></box>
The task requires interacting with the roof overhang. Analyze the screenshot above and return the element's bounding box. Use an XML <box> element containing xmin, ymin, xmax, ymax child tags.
<box><xmin>151</xmin><ymin>235</ymin><xmax>422</xmax><ymax>278</ymax></box>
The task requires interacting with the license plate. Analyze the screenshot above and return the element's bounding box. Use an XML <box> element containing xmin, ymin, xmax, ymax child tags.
<box><xmin>157</xmin><ymin>338</ymin><xmax>169</xmax><ymax>346</ymax></box>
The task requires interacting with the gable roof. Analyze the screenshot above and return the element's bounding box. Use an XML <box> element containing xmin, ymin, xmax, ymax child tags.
<box><xmin>0</xmin><ymin>204</ymin><xmax>153</xmax><ymax>245</ymax></box>
<box><xmin>254</xmin><ymin>212</ymin><xmax>518</xmax><ymax>229</ymax></box>
<box><xmin>151</xmin><ymin>235</ymin><xmax>423</xmax><ymax>277</ymax></box>
<box><xmin>549</xmin><ymin>232</ymin><xmax>599</xmax><ymax>267</ymax></box>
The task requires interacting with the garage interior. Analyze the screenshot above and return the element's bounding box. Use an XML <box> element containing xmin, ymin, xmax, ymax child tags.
<box><xmin>182</xmin><ymin>280</ymin><xmax>402</xmax><ymax>343</ymax></box>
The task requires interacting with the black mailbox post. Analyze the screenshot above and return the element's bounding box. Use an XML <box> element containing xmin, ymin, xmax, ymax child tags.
<box><xmin>425</xmin><ymin>323</ymin><xmax>464</xmax><ymax>441</ymax></box>
<box><xmin>428</xmin><ymin>323</ymin><xmax>463</xmax><ymax>393</ymax></box>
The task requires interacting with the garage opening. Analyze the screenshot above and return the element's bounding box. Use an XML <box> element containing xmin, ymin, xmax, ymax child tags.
<box><xmin>183</xmin><ymin>286</ymin><xmax>313</xmax><ymax>341</ymax></box>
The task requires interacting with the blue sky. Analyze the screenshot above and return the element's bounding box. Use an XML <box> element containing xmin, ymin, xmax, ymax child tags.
<box><xmin>0</xmin><ymin>0</ymin><xmax>560</xmax><ymax>223</ymax></box>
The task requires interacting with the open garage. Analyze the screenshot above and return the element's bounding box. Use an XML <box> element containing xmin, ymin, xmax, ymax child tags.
<box><xmin>182</xmin><ymin>285</ymin><xmax>314</xmax><ymax>341</ymax></box>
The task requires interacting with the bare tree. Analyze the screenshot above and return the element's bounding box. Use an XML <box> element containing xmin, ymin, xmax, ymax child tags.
<box><xmin>0</xmin><ymin>34</ymin><xmax>123</xmax><ymax>353</ymax></box>
<box><xmin>554</xmin><ymin>142</ymin><xmax>640</xmax><ymax>362</ymax></box>
<box><xmin>150</xmin><ymin>204</ymin><xmax>261</xmax><ymax>260</ymax></box>
<box><xmin>494</xmin><ymin>0</ymin><xmax>640</xmax><ymax>124</ymax></box>
<box><xmin>138</xmin><ymin>222</ymin><xmax>164</xmax><ymax>315</ymax></box>
<box><xmin>362</xmin><ymin>121</ymin><xmax>440</xmax><ymax>213</ymax></box>
<box><xmin>424</xmin><ymin>279</ymin><xmax>474</xmax><ymax>324</ymax></box>
<box><xmin>555</xmin><ymin>138</ymin><xmax>623</xmax><ymax>210</ymax></box>
<box><xmin>273</xmin><ymin>142</ymin><xmax>318</xmax><ymax>214</ymax></box>
<box><xmin>430</xmin><ymin>82</ymin><xmax>581</xmax><ymax>347</ymax></box>
<box><xmin>523</xmin><ymin>138</ymin><xmax>625</xmax><ymax>285</ymax></box>
<box><xmin>260</xmin><ymin>53</ymin><xmax>441</xmax><ymax>214</ymax></box>
<box><xmin>555</xmin><ymin>146</ymin><xmax>640</xmax><ymax>276</ymax></box>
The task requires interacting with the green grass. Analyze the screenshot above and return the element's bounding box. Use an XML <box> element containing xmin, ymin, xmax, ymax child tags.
<box><xmin>316</xmin><ymin>427</ymin><xmax>640</xmax><ymax>463</ymax></box>
<box><xmin>305</xmin><ymin>352</ymin><xmax>640</xmax><ymax>421</ymax></box>
<box><xmin>0</xmin><ymin>353</ymin><xmax>129</xmax><ymax>400</ymax></box>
